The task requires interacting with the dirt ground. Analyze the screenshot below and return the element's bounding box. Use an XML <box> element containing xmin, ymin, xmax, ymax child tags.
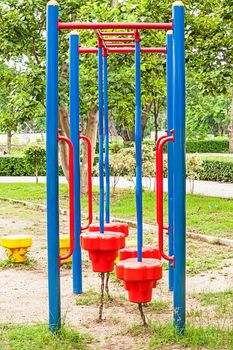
<box><xmin>0</xmin><ymin>201</ymin><xmax>233</xmax><ymax>350</ymax></box>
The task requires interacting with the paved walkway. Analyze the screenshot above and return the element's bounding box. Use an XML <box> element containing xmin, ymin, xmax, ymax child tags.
<box><xmin>0</xmin><ymin>176</ymin><xmax>232</xmax><ymax>198</ymax></box>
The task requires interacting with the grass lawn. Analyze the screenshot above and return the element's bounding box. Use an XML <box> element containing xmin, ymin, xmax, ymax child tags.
<box><xmin>148</xmin><ymin>322</ymin><xmax>233</xmax><ymax>349</ymax></box>
<box><xmin>0</xmin><ymin>183</ymin><xmax>232</xmax><ymax>239</ymax></box>
<box><xmin>0</xmin><ymin>324</ymin><xmax>91</xmax><ymax>350</ymax></box>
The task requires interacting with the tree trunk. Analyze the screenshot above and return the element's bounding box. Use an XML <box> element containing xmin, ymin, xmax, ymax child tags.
<box><xmin>121</xmin><ymin>129</ymin><xmax>131</xmax><ymax>142</ymax></box>
<box><xmin>58</xmin><ymin>106</ymin><xmax>99</xmax><ymax>190</ymax></box>
<box><xmin>6</xmin><ymin>130</ymin><xmax>12</xmax><ymax>154</ymax></box>
<box><xmin>35</xmin><ymin>159</ymin><xmax>38</xmax><ymax>184</ymax></box>
<box><xmin>142</xmin><ymin>101</ymin><xmax>153</xmax><ymax>139</ymax></box>
<box><xmin>229</xmin><ymin>89</ymin><xmax>233</xmax><ymax>153</ymax></box>
<box><xmin>154</xmin><ymin>98</ymin><xmax>160</xmax><ymax>142</ymax></box>
<box><xmin>109</xmin><ymin>116</ymin><xmax>118</xmax><ymax>138</ymax></box>
<box><xmin>80</xmin><ymin>107</ymin><xmax>98</xmax><ymax>194</ymax></box>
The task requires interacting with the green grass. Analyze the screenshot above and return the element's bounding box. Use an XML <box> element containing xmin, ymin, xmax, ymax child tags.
<box><xmin>0</xmin><ymin>324</ymin><xmax>91</xmax><ymax>350</ymax></box>
<box><xmin>186</xmin><ymin>240</ymin><xmax>233</xmax><ymax>275</ymax></box>
<box><xmin>0</xmin><ymin>183</ymin><xmax>233</xmax><ymax>238</ymax></box>
<box><xmin>0</xmin><ymin>258</ymin><xmax>36</xmax><ymax>270</ymax></box>
<box><xmin>148</xmin><ymin>322</ymin><xmax>233</xmax><ymax>349</ymax></box>
<box><xmin>197</xmin><ymin>290</ymin><xmax>233</xmax><ymax>317</ymax></box>
<box><xmin>145</xmin><ymin>300</ymin><xmax>170</xmax><ymax>314</ymax></box>
<box><xmin>76</xmin><ymin>288</ymin><xmax>125</xmax><ymax>306</ymax></box>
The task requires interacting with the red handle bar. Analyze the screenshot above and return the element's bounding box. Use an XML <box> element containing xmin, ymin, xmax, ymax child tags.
<box><xmin>58</xmin><ymin>132</ymin><xmax>75</xmax><ymax>261</ymax></box>
<box><xmin>156</xmin><ymin>130</ymin><xmax>174</xmax><ymax>264</ymax></box>
<box><xmin>80</xmin><ymin>134</ymin><xmax>93</xmax><ymax>231</ymax></box>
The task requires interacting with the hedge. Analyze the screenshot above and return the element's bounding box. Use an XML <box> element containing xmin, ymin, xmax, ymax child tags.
<box><xmin>199</xmin><ymin>160</ymin><xmax>233</xmax><ymax>182</ymax></box>
<box><xmin>0</xmin><ymin>156</ymin><xmax>28</xmax><ymax>176</ymax></box>
<box><xmin>0</xmin><ymin>154</ymin><xmax>99</xmax><ymax>177</ymax></box>
<box><xmin>110</xmin><ymin>139</ymin><xmax>229</xmax><ymax>153</ymax></box>
<box><xmin>1</xmin><ymin>155</ymin><xmax>232</xmax><ymax>183</ymax></box>
<box><xmin>186</xmin><ymin>140</ymin><xmax>229</xmax><ymax>153</ymax></box>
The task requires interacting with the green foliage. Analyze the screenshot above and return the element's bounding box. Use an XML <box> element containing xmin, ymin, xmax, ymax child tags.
<box><xmin>0</xmin><ymin>156</ymin><xmax>63</xmax><ymax>176</ymax></box>
<box><xmin>0</xmin><ymin>324</ymin><xmax>91</xmax><ymax>350</ymax></box>
<box><xmin>109</xmin><ymin>141</ymin><xmax>124</xmax><ymax>154</ymax></box>
<box><xmin>186</xmin><ymin>140</ymin><xmax>229</xmax><ymax>153</ymax></box>
<box><xmin>186</xmin><ymin>156</ymin><xmax>203</xmax><ymax>194</ymax></box>
<box><xmin>0</xmin><ymin>156</ymin><xmax>27</xmax><ymax>176</ymax></box>
<box><xmin>186</xmin><ymin>78</ymin><xmax>230</xmax><ymax>139</ymax></box>
<box><xmin>24</xmin><ymin>146</ymin><xmax>46</xmax><ymax>181</ymax></box>
<box><xmin>199</xmin><ymin>159</ymin><xmax>233</xmax><ymax>182</ymax></box>
<box><xmin>187</xmin><ymin>156</ymin><xmax>203</xmax><ymax>179</ymax></box>
<box><xmin>186</xmin><ymin>1</ymin><xmax>233</xmax><ymax>95</ymax></box>
<box><xmin>109</xmin><ymin>145</ymin><xmax>156</xmax><ymax>182</ymax></box>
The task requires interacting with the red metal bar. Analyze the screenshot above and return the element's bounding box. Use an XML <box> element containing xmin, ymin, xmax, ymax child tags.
<box><xmin>58</xmin><ymin>22</ymin><xmax>173</xmax><ymax>30</ymax></box>
<box><xmin>106</xmin><ymin>43</ymin><xmax>135</xmax><ymax>47</ymax></box>
<box><xmin>104</xmin><ymin>38</ymin><xmax>134</xmax><ymax>42</ymax></box>
<box><xmin>141</xmin><ymin>47</ymin><xmax>167</xmax><ymax>54</ymax></box>
<box><xmin>95</xmin><ymin>30</ymin><xmax>108</xmax><ymax>52</ymax></box>
<box><xmin>78</xmin><ymin>47</ymin><xmax>167</xmax><ymax>54</ymax></box>
<box><xmin>79</xmin><ymin>48</ymin><xmax>98</xmax><ymax>54</ymax></box>
<box><xmin>58</xmin><ymin>132</ymin><xmax>75</xmax><ymax>261</ymax></box>
<box><xmin>156</xmin><ymin>130</ymin><xmax>175</xmax><ymax>263</ymax></box>
<box><xmin>79</xmin><ymin>135</ymin><xmax>93</xmax><ymax>231</ymax></box>
<box><xmin>101</xmin><ymin>31</ymin><xmax>134</xmax><ymax>36</ymax></box>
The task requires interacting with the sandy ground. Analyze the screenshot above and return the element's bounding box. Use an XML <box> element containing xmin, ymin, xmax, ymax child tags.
<box><xmin>0</xmin><ymin>202</ymin><xmax>233</xmax><ymax>349</ymax></box>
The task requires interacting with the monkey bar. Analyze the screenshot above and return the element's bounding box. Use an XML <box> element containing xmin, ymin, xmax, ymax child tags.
<box><xmin>58</xmin><ymin>22</ymin><xmax>173</xmax><ymax>30</ymax></box>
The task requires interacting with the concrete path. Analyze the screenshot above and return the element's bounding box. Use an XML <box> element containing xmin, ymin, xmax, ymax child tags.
<box><xmin>0</xmin><ymin>176</ymin><xmax>232</xmax><ymax>198</ymax></box>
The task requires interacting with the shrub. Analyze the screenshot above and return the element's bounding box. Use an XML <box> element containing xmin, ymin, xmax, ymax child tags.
<box><xmin>108</xmin><ymin>145</ymin><xmax>156</xmax><ymax>188</ymax></box>
<box><xmin>109</xmin><ymin>142</ymin><xmax>124</xmax><ymax>154</ymax></box>
<box><xmin>24</xmin><ymin>146</ymin><xmax>46</xmax><ymax>183</ymax></box>
<box><xmin>186</xmin><ymin>140</ymin><xmax>229</xmax><ymax>153</ymax></box>
<box><xmin>199</xmin><ymin>160</ymin><xmax>233</xmax><ymax>182</ymax></box>
<box><xmin>186</xmin><ymin>156</ymin><xmax>203</xmax><ymax>193</ymax></box>
<box><xmin>0</xmin><ymin>155</ymin><xmax>63</xmax><ymax>177</ymax></box>
<box><xmin>0</xmin><ymin>156</ymin><xmax>27</xmax><ymax>176</ymax></box>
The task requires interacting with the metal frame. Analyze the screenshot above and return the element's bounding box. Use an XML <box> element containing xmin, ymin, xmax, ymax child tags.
<box><xmin>46</xmin><ymin>0</ymin><xmax>185</xmax><ymax>334</ymax></box>
<box><xmin>166</xmin><ymin>31</ymin><xmax>174</xmax><ymax>292</ymax></box>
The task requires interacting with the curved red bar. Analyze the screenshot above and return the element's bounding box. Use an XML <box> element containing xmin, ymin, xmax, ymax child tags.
<box><xmin>79</xmin><ymin>135</ymin><xmax>93</xmax><ymax>231</ymax></box>
<box><xmin>58</xmin><ymin>132</ymin><xmax>75</xmax><ymax>261</ymax></box>
<box><xmin>156</xmin><ymin>130</ymin><xmax>174</xmax><ymax>263</ymax></box>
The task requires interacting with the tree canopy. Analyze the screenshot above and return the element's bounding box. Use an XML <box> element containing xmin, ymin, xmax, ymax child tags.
<box><xmin>0</xmin><ymin>0</ymin><xmax>232</xmax><ymax>139</ymax></box>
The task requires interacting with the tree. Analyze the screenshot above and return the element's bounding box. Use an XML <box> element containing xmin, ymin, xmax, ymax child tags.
<box><xmin>0</xmin><ymin>0</ymin><xmax>170</xmax><ymax>187</ymax></box>
<box><xmin>24</xmin><ymin>145</ymin><xmax>46</xmax><ymax>183</ymax></box>
<box><xmin>186</xmin><ymin>0</ymin><xmax>233</xmax><ymax>150</ymax></box>
<box><xmin>0</xmin><ymin>61</ymin><xmax>43</xmax><ymax>153</ymax></box>
<box><xmin>186</xmin><ymin>75</ymin><xmax>230</xmax><ymax>139</ymax></box>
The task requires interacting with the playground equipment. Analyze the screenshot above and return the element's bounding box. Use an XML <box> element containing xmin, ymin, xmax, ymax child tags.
<box><xmin>0</xmin><ymin>235</ymin><xmax>32</xmax><ymax>263</ymax></box>
<box><xmin>59</xmin><ymin>234</ymin><xmax>72</xmax><ymax>263</ymax></box>
<box><xmin>46</xmin><ymin>0</ymin><xmax>185</xmax><ymax>334</ymax></box>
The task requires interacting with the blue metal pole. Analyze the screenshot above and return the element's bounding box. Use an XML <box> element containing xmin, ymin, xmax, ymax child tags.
<box><xmin>70</xmin><ymin>32</ymin><xmax>82</xmax><ymax>294</ymax></box>
<box><xmin>167</xmin><ymin>31</ymin><xmax>174</xmax><ymax>292</ymax></box>
<box><xmin>103</xmin><ymin>53</ymin><xmax>110</xmax><ymax>223</ymax></box>
<box><xmin>173</xmin><ymin>1</ymin><xmax>186</xmax><ymax>334</ymax></box>
<box><xmin>135</xmin><ymin>35</ymin><xmax>143</xmax><ymax>262</ymax></box>
<box><xmin>98</xmin><ymin>41</ymin><xmax>104</xmax><ymax>233</ymax></box>
<box><xmin>46</xmin><ymin>0</ymin><xmax>60</xmax><ymax>332</ymax></box>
